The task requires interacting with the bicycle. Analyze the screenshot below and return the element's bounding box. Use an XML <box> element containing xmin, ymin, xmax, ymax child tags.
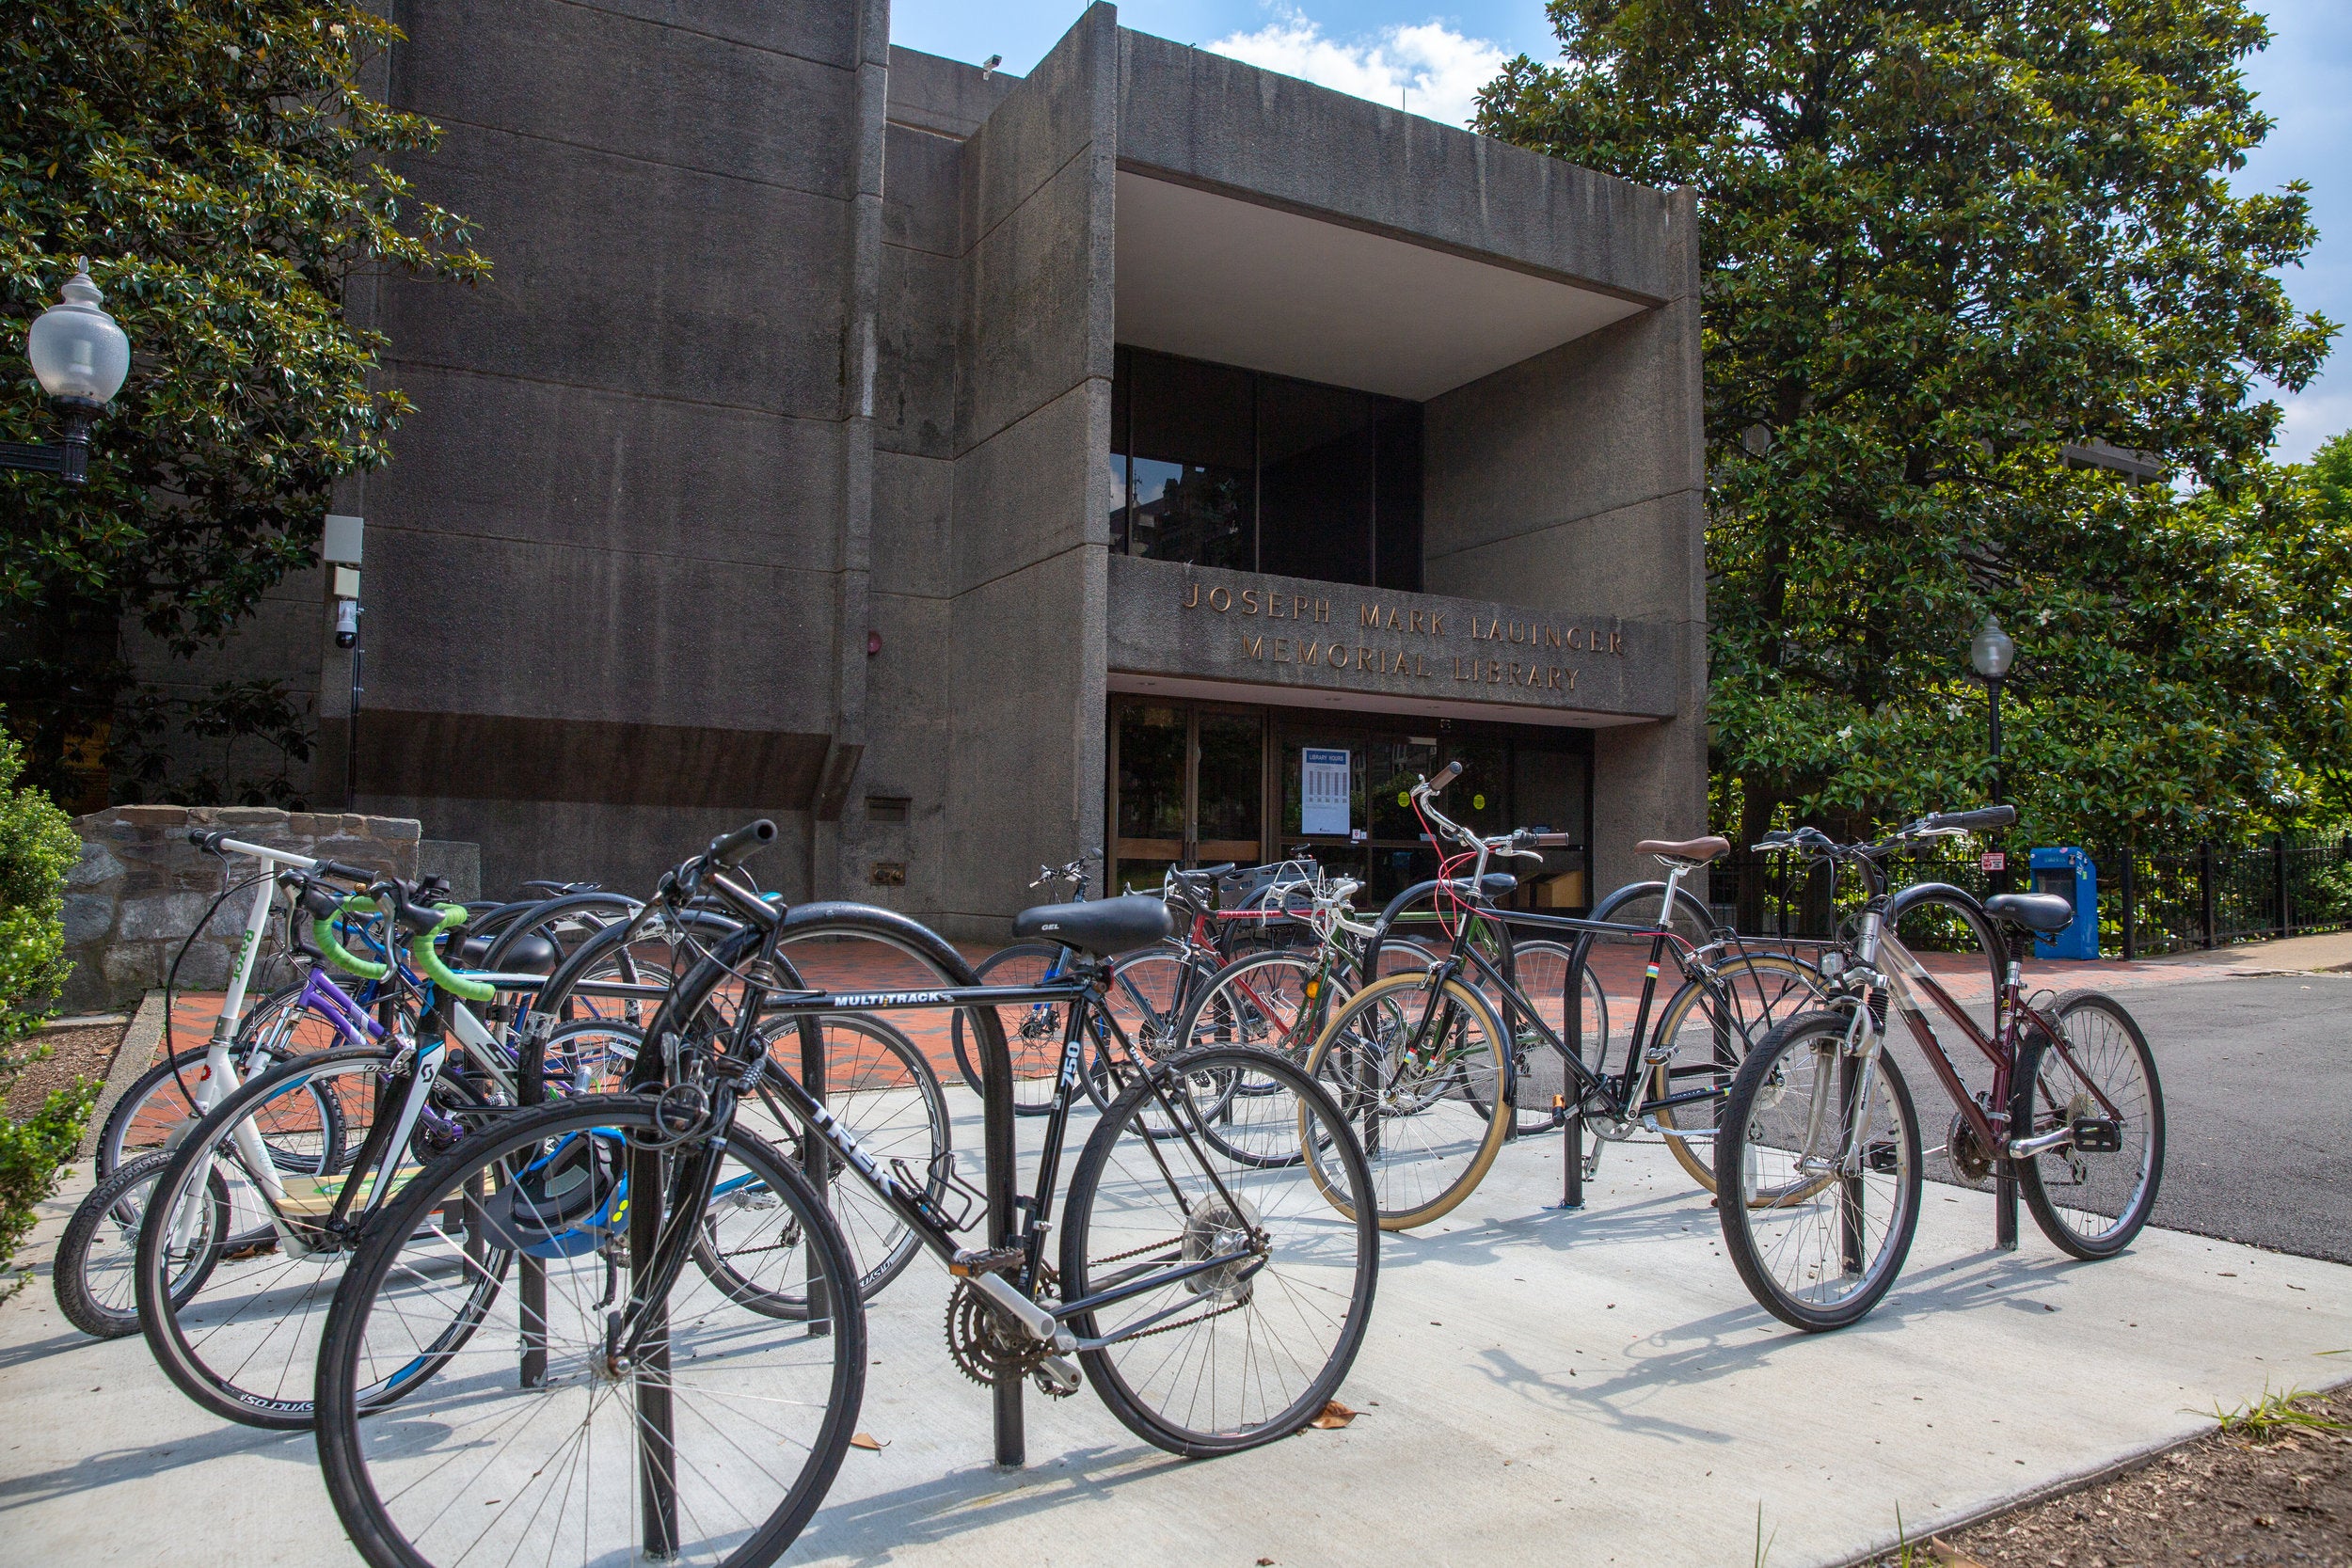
<box><xmin>55</xmin><ymin>832</ymin><xmax>395</xmax><ymax>1339</ymax></box>
<box><xmin>314</xmin><ymin>819</ymin><xmax>1381</xmax><ymax>1568</ymax></box>
<box><xmin>130</xmin><ymin>867</ymin><xmax>547</xmax><ymax>1426</ymax></box>
<box><xmin>1304</xmin><ymin>761</ymin><xmax>1823</xmax><ymax>1228</ymax></box>
<box><xmin>1712</xmin><ymin>808</ymin><xmax>2166</xmax><ymax>1330</ymax></box>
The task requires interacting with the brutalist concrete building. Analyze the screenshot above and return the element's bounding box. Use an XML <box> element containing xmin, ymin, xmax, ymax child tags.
<box><xmin>313</xmin><ymin>1</ymin><xmax>1707</xmax><ymax>933</ymax></box>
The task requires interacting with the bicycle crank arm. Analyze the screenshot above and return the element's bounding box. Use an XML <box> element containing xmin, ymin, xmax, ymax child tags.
<box><xmin>2010</xmin><ymin>1117</ymin><xmax>2121</xmax><ymax>1158</ymax></box>
<box><xmin>968</xmin><ymin>1270</ymin><xmax>1077</xmax><ymax>1354</ymax></box>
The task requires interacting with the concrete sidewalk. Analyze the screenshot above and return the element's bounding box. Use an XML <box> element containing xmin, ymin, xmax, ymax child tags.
<box><xmin>3</xmin><ymin>1102</ymin><xmax>2344</xmax><ymax>1568</ymax></box>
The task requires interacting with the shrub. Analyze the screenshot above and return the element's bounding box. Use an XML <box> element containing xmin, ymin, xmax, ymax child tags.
<box><xmin>0</xmin><ymin>726</ymin><xmax>95</xmax><ymax>1297</ymax></box>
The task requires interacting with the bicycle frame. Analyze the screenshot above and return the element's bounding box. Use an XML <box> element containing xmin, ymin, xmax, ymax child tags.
<box><xmin>1850</xmin><ymin>912</ymin><xmax>2126</xmax><ymax>1163</ymax></box>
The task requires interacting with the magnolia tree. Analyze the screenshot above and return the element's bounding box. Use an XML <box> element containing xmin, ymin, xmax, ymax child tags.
<box><xmin>0</xmin><ymin>1</ymin><xmax>486</xmax><ymax>805</ymax></box>
<box><xmin>1479</xmin><ymin>0</ymin><xmax>2346</xmax><ymax>850</ymax></box>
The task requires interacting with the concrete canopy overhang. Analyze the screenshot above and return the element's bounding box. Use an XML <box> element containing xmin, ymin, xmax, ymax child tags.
<box><xmin>1112</xmin><ymin>170</ymin><xmax>1650</xmax><ymax>401</ymax></box>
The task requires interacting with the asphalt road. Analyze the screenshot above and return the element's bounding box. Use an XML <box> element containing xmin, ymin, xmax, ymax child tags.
<box><xmin>2122</xmin><ymin>973</ymin><xmax>2352</xmax><ymax>1263</ymax></box>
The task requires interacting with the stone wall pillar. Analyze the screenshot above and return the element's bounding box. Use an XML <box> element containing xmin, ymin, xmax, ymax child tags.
<box><xmin>64</xmin><ymin>805</ymin><xmax>422</xmax><ymax>1014</ymax></box>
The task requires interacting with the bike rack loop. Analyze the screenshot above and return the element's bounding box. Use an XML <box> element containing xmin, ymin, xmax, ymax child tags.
<box><xmin>776</xmin><ymin>901</ymin><xmax>1027</xmax><ymax>1466</ymax></box>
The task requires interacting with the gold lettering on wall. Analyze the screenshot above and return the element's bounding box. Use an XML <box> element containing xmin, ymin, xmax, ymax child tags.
<box><xmin>1172</xmin><ymin>575</ymin><xmax>1629</xmax><ymax>703</ymax></box>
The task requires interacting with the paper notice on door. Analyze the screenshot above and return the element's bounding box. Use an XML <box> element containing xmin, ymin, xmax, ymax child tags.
<box><xmin>1301</xmin><ymin>748</ymin><xmax>1350</xmax><ymax>836</ymax></box>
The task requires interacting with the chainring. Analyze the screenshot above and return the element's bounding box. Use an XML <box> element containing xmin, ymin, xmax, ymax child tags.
<box><xmin>1947</xmin><ymin>1108</ymin><xmax>1995</xmax><ymax>1188</ymax></box>
<box><xmin>945</xmin><ymin>1275</ymin><xmax>1073</xmax><ymax>1397</ymax></box>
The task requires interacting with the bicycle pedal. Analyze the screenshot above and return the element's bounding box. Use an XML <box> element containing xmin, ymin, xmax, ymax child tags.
<box><xmin>1865</xmin><ymin>1140</ymin><xmax>1903</xmax><ymax>1175</ymax></box>
<box><xmin>2070</xmin><ymin>1117</ymin><xmax>2122</xmax><ymax>1153</ymax></box>
<box><xmin>947</xmin><ymin>1243</ymin><xmax>1025</xmax><ymax>1279</ymax></box>
<box><xmin>1035</xmin><ymin>1354</ymin><xmax>1082</xmax><ymax>1398</ymax></box>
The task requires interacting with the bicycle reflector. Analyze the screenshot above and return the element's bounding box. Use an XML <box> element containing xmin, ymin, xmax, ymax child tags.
<box><xmin>480</xmin><ymin>1132</ymin><xmax>628</xmax><ymax>1258</ymax></box>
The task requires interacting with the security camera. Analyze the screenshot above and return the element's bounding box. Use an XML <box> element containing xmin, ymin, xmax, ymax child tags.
<box><xmin>335</xmin><ymin>598</ymin><xmax>359</xmax><ymax>649</ymax></box>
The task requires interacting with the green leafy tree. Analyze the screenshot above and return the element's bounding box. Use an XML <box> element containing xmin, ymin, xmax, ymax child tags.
<box><xmin>1479</xmin><ymin>0</ymin><xmax>2342</xmax><ymax>853</ymax></box>
<box><xmin>0</xmin><ymin>726</ymin><xmax>90</xmax><ymax>1296</ymax></box>
<box><xmin>0</xmin><ymin>0</ymin><xmax>486</xmax><ymax>804</ymax></box>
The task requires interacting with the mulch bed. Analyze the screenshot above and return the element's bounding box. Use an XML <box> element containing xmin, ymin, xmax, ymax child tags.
<box><xmin>1860</xmin><ymin>1385</ymin><xmax>2352</xmax><ymax>1567</ymax></box>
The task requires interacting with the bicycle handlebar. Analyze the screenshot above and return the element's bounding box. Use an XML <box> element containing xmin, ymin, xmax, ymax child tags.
<box><xmin>1919</xmin><ymin>805</ymin><xmax>2015</xmax><ymax>833</ymax></box>
<box><xmin>706</xmin><ymin>819</ymin><xmax>777</xmax><ymax>870</ymax></box>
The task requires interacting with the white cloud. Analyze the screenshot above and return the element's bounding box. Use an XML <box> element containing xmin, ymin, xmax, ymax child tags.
<box><xmin>1203</xmin><ymin>9</ymin><xmax>1507</xmax><ymax>130</ymax></box>
<box><xmin>2273</xmin><ymin>383</ymin><xmax>2351</xmax><ymax>465</ymax></box>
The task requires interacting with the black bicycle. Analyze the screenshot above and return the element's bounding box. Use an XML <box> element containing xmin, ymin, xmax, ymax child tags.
<box><xmin>314</xmin><ymin>821</ymin><xmax>1381</xmax><ymax>1568</ymax></box>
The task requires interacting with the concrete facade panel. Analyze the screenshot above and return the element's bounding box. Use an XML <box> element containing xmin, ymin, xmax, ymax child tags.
<box><xmin>876</xmin><ymin>244</ymin><xmax>960</xmax><ymax>458</ymax></box>
<box><xmin>887</xmin><ymin>45</ymin><xmax>1020</xmax><ymax>140</ymax></box>
<box><xmin>870</xmin><ymin>452</ymin><xmax>955</xmax><ymax>600</ymax></box>
<box><xmin>382</xmin><ymin>119</ymin><xmax>850</xmax><ymax>416</ymax></box>
<box><xmin>882</xmin><ymin>125</ymin><xmax>964</xmax><ymax>256</ymax></box>
<box><xmin>950</xmin><ymin>384</ymin><xmax>1102</xmax><ymax>594</ymax></box>
<box><xmin>521</xmin><ymin>0</ymin><xmax>855</xmax><ymax>66</ymax></box>
<box><xmin>1116</xmin><ymin>29</ymin><xmax>1677</xmax><ymax>300</ymax></box>
<box><xmin>363</xmin><ymin>365</ymin><xmax>845</xmax><ymax>569</ymax></box>
<box><xmin>360</xmin><ymin>529</ymin><xmax>838</xmax><ymax>734</ymax></box>
<box><xmin>389</xmin><ymin>0</ymin><xmax>855</xmax><ymax>195</ymax></box>
<box><xmin>358</xmin><ymin>793</ymin><xmax>815</xmax><ymax>906</ymax></box>
<box><xmin>1423</xmin><ymin>307</ymin><xmax>1702</xmax><ymax>575</ymax></box>
<box><xmin>1423</xmin><ymin>493</ymin><xmax>1707</xmax><ymax>631</ymax></box>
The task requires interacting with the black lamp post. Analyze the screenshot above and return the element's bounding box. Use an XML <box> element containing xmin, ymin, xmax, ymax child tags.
<box><xmin>1</xmin><ymin>260</ymin><xmax>131</xmax><ymax>484</ymax></box>
<box><xmin>1970</xmin><ymin>616</ymin><xmax>2016</xmax><ymax>892</ymax></box>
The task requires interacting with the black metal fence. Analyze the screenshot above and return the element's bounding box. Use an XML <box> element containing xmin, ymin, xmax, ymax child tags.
<box><xmin>1708</xmin><ymin>833</ymin><xmax>2352</xmax><ymax>959</ymax></box>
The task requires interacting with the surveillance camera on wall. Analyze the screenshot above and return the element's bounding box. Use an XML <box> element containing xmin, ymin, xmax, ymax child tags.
<box><xmin>336</xmin><ymin>598</ymin><xmax>359</xmax><ymax>649</ymax></box>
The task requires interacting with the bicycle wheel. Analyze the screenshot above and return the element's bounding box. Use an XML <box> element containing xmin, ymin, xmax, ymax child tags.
<box><xmin>711</xmin><ymin>1010</ymin><xmax>949</xmax><ymax>1310</ymax></box>
<box><xmin>315</xmin><ymin>1098</ymin><xmax>866</xmax><ymax>1568</ymax></box>
<box><xmin>1302</xmin><ymin>968</ymin><xmax>1512</xmax><ymax>1229</ymax></box>
<box><xmin>54</xmin><ymin>1149</ymin><xmax>225</xmax><ymax>1339</ymax></box>
<box><xmin>1173</xmin><ymin>948</ymin><xmax>1328</xmax><ymax>1060</ymax></box>
<box><xmin>1484</xmin><ymin>938</ymin><xmax>1604</xmax><ymax>1136</ymax></box>
<box><xmin>1652</xmin><ymin>954</ymin><xmax>1826</xmax><ymax>1191</ymax></box>
<box><xmin>96</xmin><ymin>980</ymin><xmax>357</xmax><ymax>1173</ymax></box>
<box><xmin>1061</xmin><ymin>1044</ymin><xmax>1379</xmax><ymax>1456</ymax></box>
<box><xmin>1715</xmin><ymin>1011</ymin><xmax>1922</xmax><ymax>1332</ymax></box>
<box><xmin>2012</xmin><ymin>990</ymin><xmax>2165</xmax><ymax>1259</ymax></box>
<box><xmin>136</xmin><ymin>1046</ymin><xmax>500</xmax><ymax>1428</ymax></box>
<box><xmin>948</xmin><ymin>942</ymin><xmax>1070</xmax><ymax>1113</ymax></box>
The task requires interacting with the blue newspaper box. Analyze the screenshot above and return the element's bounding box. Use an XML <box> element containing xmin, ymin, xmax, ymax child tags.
<box><xmin>2027</xmin><ymin>847</ymin><xmax>2098</xmax><ymax>960</ymax></box>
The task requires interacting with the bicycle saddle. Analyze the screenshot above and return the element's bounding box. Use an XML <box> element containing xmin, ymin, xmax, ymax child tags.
<box><xmin>1013</xmin><ymin>894</ymin><xmax>1174</xmax><ymax>957</ymax></box>
<box><xmin>1634</xmin><ymin>835</ymin><xmax>1730</xmax><ymax>867</ymax></box>
<box><xmin>453</xmin><ymin>929</ymin><xmax>560</xmax><ymax>975</ymax></box>
<box><xmin>1983</xmin><ymin>892</ymin><xmax>2074</xmax><ymax>932</ymax></box>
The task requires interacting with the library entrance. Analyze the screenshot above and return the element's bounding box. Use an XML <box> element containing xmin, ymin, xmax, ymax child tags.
<box><xmin>1106</xmin><ymin>694</ymin><xmax>1595</xmax><ymax>907</ymax></box>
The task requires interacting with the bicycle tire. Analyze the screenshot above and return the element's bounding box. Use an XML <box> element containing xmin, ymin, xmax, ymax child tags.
<box><xmin>1302</xmin><ymin>968</ymin><xmax>1513</xmax><ymax>1230</ymax></box>
<box><xmin>95</xmin><ymin>978</ymin><xmax>358</xmax><ymax>1175</ymax></box>
<box><xmin>707</xmin><ymin>1011</ymin><xmax>949</xmax><ymax>1311</ymax></box>
<box><xmin>1061</xmin><ymin>1043</ymin><xmax>1379</xmax><ymax>1456</ymax></box>
<box><xmin>2012</xmin><ymin>990</ymin><xmax>2165</xmax><ymax>1260</ymax></box>
<box><xmin>947</xmin><ymin>941</ymin><xmax>1070</xmax><ymax>1113</ymax></box>
<box><xmin>1653</xmin><ymin>953</ymin><xmax>1828</xmax><ymax>1192</ymax></box>
<box><xmin>54</xmin><ymin>1150</ymin><xmax>225</xmax><ymax>1339</ymax></box>
<box><xmin>314</xmin><ymin>1098</ymin><xmax>866</xmax><ymax>1568</ymax></box>
<box><xmin>1714</xmin><ymin>1010</ymin><xmax>1922</xmax><ymax>1332</ymax></box>
<box><xmin>136</xmin><ymin>1046</ymin><xmax>502</xmax><ymax>1429</ymax></box>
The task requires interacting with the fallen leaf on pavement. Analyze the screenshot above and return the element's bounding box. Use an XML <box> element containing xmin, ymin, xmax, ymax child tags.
<box><xmin>850</xmin><ymin>1433</ymin><xmax>887</xmax><ymax>1451</ymax></box>
<box><xmin>1309</xmin><ymin>1401</ymin><xmax>1359</xmax><ymax>1429</ymax></box>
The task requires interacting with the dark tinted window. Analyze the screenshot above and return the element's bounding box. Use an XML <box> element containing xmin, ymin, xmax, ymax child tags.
<box><xmin>1109</xmin><ymin>346</ymin><xmax>1419</xmax><ymax>590</ymax></box>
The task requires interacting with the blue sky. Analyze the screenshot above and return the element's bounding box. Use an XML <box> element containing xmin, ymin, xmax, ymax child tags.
<box><xmin>891</xmin><ymin>0</ymin><xmax>2351</xmax><ymax>463</ymax></box>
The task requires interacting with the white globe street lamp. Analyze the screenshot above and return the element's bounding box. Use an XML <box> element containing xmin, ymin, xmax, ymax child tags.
<box><xmin>1969</xmin><ymin>616</ymin><xmax>2016</xmax><ymax>890</ymax></box>
<box><xmin>5</xmin><ymin>259</ymin><xmax>131</xmax><ymax>484</ymax></box>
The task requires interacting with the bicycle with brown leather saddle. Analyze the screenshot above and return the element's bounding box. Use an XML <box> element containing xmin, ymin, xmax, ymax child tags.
<box><xmin>1305</xmin><ymin>763</ymin><xmax>1827</xmax><ymax>1227</ymax></box>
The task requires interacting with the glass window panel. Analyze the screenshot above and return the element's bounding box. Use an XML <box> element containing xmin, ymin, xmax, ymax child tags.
<box><xmin>1259</xmin><ymin>374</ymin><xmax>1374</xmax><ymax>584</ymax></box>
<box><xmin>1116</xmin><ymin>705</ymin><xmax>1186</xmax><ymax>842</ymax></box>
<box><xmin>1128</xmin><ymin>458</ymin><xmax>1251</xmax><ymax>569</ymax></box>
<box><xmin>1194</xmin><ymin>710</ymin><xmax>1262</xmax><ymax>850</ymax></box>
<box><xmin>1366</xmin><ymin>734</ymin><xmax>1442</xmax><ymax>842</ymax></box>
<box><xmin>1375</xmin><ymin>404</ymin><xmax>1423</xmax><ymax>593</ymax></box>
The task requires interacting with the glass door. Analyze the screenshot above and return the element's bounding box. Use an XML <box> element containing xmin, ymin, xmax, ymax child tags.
<box><xmin>1109</xmin><ymin>700</ymin><xmax>1266</xmax><ymax>894</ymax></box>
